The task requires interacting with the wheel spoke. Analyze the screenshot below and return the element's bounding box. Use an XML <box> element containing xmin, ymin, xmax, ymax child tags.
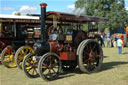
<box><xmin>84</xmin><ymin>45</ymin><xmax>91</xmax><ymax>54</ymax></box>
<box><xmin>88</xmin><ymin>44</ymin><xmax>92</xmax><ymax>51</ymax></box>
<box><xmin>51</xmin><ymin>68</ymin><xmax>56</xmax><ymax>73</ymax></box>
<box><xmin>24</xmin><ymin>49</ymin><xmax>28</xmax><ymax>54</ymax></box>
<box><xmin>52</xmin><ymin>63</ymin><xmax>58</xmax><ymax>68</ymax></box>
<box><xmin>42</xmin><ymin>63</ymin><xmax>48</xmax><ymax>68</ymax></box>
<box><xmin>92</xmin><ymin>44</ymin><xmax>96</xmax><ymax>51</ymax></box>
<box><xmin>17</xmin><ymin>59</ymin><xmax>23</xmax><ymax>65</ymax></box>
<box><xmin>83</xmin><ymin>51</ymin><xmax>89</xmax><ymax>56</ymax></box>
<box><xmin>27</xmin><ymin>67</ymin><xmax>32</xmax><ymax>72</ymax></box>
<box><xmin>48</xmin><ymin>69</ymin><xmax>52</xmax><ymax>74</ymax></box>
<box><xmin>48</xmin><ymin>56</ymin><xmax>52</xmax><ymax>67</ymax></box>
<box><xmin>19</xmin><ymin>51</ymin><xmax>24</xmax><ymax>56</ymax></box>
<box><xmin>47</xmin><ymin>69</ymin><xmax>53</xmax><ymax>78</ymax></box>
<box><xmin>42</xmin><ymin>67</ymin><xmax>48</xmax><ymax>72</ymax></box>
<box><xmin>18</xmin><ymin>56</ymin><xmax>23</xmax><ymax>61</ymax></box>
<box><xmin>32</xmin><ymin>69</ymin><xmax>35</xmax><ymax>75</ymax></box>
<box><xmin>85</xmin><ymin>45</ymin><xmax>89</xmax><ymax>50</ymax></box>
<box><xmin>33</xmin><ymin>68</ymin><xmax>38</xmax><ymax>74</ymax></box>
<box><xmin>4</xmin><ymin>56</ymin><xmax>10</xmax><ymax>58</ymax></box>
<box><xmin>26</xmin><ymin>61</ymin><xmax>33</xmax><ymax>66</ymax></box>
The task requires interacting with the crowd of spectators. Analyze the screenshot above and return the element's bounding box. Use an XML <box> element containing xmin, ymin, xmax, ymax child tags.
<box><xmin>89</xmin><ymin>32</ymin><xmax>123</xmax><ymax>50</ymax></box>
<box><xmin>99</xmin><ymin>33</ymin><xmax>123</xmax><ymax>54</ymax></box>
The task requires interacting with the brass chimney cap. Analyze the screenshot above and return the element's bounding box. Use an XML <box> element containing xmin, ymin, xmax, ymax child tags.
<box><xmin>40</xmin><ymin>3</ymin><xmax>47</xmax><ymax>7</ymax></box>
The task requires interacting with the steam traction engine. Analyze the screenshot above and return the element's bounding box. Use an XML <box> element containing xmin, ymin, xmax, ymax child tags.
<box><xmin>22</xmin><ymin>3</ymin><xmax>107</xmax><ymax>81</ymax></box>
<box><xmin>0</xmin><ymin>15</ymin><xmax>40</xmax><ymax>67</ymax></box>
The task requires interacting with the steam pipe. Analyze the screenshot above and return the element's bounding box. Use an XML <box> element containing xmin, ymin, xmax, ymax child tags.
<box><xmin>40</xmin><ymin>3</ymin><xmax>47</xmax><ymax>42</ymax></box>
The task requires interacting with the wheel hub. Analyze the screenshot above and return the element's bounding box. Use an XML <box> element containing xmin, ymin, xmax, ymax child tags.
<box><xmin>32</xmin><ymin>63</ymin><xmax>38</xmax><ymax>68</ymax></box>
<box><xmin>10</xmin><ymin>55</ymin><xmax>14</xmax><ymax>61</ymax></box>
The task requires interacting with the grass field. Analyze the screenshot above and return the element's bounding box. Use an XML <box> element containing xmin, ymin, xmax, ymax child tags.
<box><xmin>0</xmin><ymin>47</ymin><xmax>128</xmax><ymax>85</ymax></box>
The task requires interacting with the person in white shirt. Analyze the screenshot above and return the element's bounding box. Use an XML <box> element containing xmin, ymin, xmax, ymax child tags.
<box><xmin>117</xmin><ymin>37</ymin><xmax>123</xmax><ymax>54</ymax></box>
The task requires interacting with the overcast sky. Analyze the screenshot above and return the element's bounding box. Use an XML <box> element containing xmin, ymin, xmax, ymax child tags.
<box><xmin>0</xmin><ymin>0</ymin><xmax>128</xmax><ymax>15</ymax></box>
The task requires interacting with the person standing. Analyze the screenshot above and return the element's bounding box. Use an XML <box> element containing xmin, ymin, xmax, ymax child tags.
<box><xmin>113</xmin><ymin>36</ymin><xmax>117</xmax><ymax>48</ymax></box>
<box><xmin>117</xmin><ymin>37</ymin><xmax>123</xmax><ymax>54</ymax></box>
<box><xmin>111</xmin><ymin>36</ymin><xmax>114</xmax><ymax>47</ymax></box>
<box><xmin>107</xmin><ymin>36</ymin><xmax>111</xmax><ymax>48</ymax></box>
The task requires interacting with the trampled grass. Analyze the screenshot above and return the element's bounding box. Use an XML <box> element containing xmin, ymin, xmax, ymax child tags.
<box><xmin>0</xmin><ymin>47</ymin><xmax>128</xmax><ymax>85</ymax></box>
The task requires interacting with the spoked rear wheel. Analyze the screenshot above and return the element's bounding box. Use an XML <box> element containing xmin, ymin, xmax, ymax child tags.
<box><xmin>78</xmin><ymin>39</ymin><xmax>103</xmax><ymax>73</ymax></box>
<box><xmin>22</xmin><ymin>53</ymin><xmax>39</xmax><ymax>78</ymax></box>
<box><xmin>1</xmin><ymin>46</ymin><xmax>16</xmax><ymax>68</ymax></box>
<box><xmin>15</xmin><ymin>46</ymin><xmax>34</xmax><ymax>70</ymax></box>
<box><xmin>38</xmin><ymin>52</ymin><xmax>62</xmax><ymax>81</ymax></box>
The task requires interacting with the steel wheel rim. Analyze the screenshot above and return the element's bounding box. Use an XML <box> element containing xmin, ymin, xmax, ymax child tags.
<box><xmin>41</xmin><ymin>56</ymin><xmax>59</xmax><ymax>80</ymax></box>
<box><xmin>24</xmin><ymin>54</ymin><xmax>38</xmax><ymax>77</ymax></box>
<box><xmin>16</xmin><ymin>47</ymin><xmax>34</xmax><ymax>69</ymax></box>
<box><xmin>38</xmin><ymin>53</ymin><xmax>62</xmax><ymax>81</ymax></box>
<box><xmin>82</xmin><ymin>41</ymin><xmax>102</xmax><ymax>72</ymax></box>
<box><xmin>2</xmin><ymin>46</ymin><xmax>16</xmax><ymax>68</ymax></box>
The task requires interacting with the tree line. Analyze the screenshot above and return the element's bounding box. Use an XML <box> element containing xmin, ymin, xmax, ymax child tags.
<box><xmin>75</xmin><ymin>0</ymin><xmax>128</xmax><ymax>34</ymax></box>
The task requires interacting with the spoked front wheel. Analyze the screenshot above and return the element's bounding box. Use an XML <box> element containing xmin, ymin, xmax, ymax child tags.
<box><xmin>78</xmin><ymin>39</ymin><xmax>103</xmax><ymax>73</ymax></box>
<box><xmin>1</xmin><ymin>46</ymin><xmax>16</xmax><ymax>68</ymax></box>
<box><xmin>22</xmin><ymin>53</ymin><xmax>39</xmax><ymax>78</ymax></box>
<box><xmin>38</xmin><ymin>52</ymin><xmax>62</xmax><ymax>81</ymax></box>
<box><xmin>15</xmin><ymin>46</ymin><xmax>34</xmax><ymax>70</ymax></box>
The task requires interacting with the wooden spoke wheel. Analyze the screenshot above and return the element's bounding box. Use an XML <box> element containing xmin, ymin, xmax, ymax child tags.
<box><xmin>78</xmin><ymin>39</ymin><xmax>103</xmax><ymax>73</ymax></box>
<box><xmin>15</xmin><ymin>46</ymin><xmax>34</xmax><ymax>70</ymax></box>
<box><xmin>1</xmin><ymin>46</ymin><xmax>16</xmax><ymax>68</ymax></box>
<box><xmin>38</xmin><ymin>52</ymin><xmax>62</xmax><ymax>81</ymax></box>
<box><xmin>22</xmin><ymin>53</ymin><xmax>39</xmax><ymax>78</ymax></box>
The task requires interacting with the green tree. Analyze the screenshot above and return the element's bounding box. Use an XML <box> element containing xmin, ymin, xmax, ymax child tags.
<box><xmin>75</xmin><ymin>0</ymin><xmax>127</xmax><ymax>33</ymax></box>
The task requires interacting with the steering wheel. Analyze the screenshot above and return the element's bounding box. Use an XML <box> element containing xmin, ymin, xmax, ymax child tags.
<box><xmin>48</xmin><ymin>25</ymin><xmax>63</xmax><ymax>37</ymax></box>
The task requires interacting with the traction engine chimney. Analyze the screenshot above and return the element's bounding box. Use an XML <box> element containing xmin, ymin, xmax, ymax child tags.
<box><xmin>40</xmin><ymin>3</ymin><xmax>47</xmax><ymax>42</ymax></box>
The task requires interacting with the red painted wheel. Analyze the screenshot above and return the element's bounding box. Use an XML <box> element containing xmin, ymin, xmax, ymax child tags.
<box><xmin>1</xmin><ymin>46</ymin><xmax>16</xmax><ymax>68</ymax></box>
<box><xmin>38</xmin><ymin>52</ymin><xmax>62</xmax><ymax>81</ymax></box>
<box><xmin>78</xmin><ymin>39</ymin><xmax>103</xmax><ymax>73</ymax></box>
